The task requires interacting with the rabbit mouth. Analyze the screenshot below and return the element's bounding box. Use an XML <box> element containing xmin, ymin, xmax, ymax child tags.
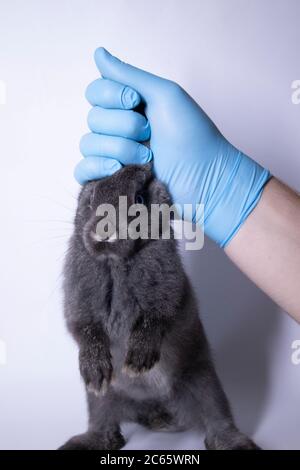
<box><xmin>90</xmin><ymin>230</ymin><xmax>117</xmax><ymax>244</ymax></box>
<box><xmin>84</xmin><ymin>230</ymin><xmax>118</xmax><ymax>257</ymax></box>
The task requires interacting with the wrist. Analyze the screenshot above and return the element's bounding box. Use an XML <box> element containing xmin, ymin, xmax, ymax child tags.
<box><xmin>203</xmin><ymin>139</ymin><xmax>271</xmax><ymax>247</ymax></box>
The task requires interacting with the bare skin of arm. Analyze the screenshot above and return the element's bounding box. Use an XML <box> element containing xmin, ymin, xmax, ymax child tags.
<box><xmin>225</xmin><ymin>177</ymin><xmax>300</xmax><ymax>322</ymax></box>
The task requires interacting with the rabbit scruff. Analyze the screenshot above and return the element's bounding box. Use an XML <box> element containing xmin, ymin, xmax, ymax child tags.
<box><xmin>59</xmin><ymin>164</ymin><xmax>259</xmax><ymax>450</ymax></box>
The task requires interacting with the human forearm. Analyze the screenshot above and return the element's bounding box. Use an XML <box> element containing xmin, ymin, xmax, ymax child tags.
<box><xmin>225</xmin><ymin>178</ymin><xmax>300</xmax><ymax>321</ymax></box>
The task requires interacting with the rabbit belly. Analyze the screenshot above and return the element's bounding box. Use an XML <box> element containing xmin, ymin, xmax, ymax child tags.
<box><xmin>111</xmin><ymin>361</ymin><xmax>173</xmax><ymax>402</ymax></box>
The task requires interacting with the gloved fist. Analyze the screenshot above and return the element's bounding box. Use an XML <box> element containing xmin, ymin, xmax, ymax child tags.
<box><xmin>76</xmin><ymin>48</ymin><xmax>270</xmax><ymax>247</ymax></box>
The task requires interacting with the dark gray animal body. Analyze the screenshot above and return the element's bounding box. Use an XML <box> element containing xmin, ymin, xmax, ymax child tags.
<box><xmin>60</xmin><ymin>164</ymin><xmax>259</xmax><ymax>450</ymax></box>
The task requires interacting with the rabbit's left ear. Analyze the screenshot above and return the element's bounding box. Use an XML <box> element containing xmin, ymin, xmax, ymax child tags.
<box><xmin>139</xmin><ymin>162</ymin><xmax>153</xmax><ymax>180</ymax></box>
<box><xmin>148</xmin><ymin>179</ymin><xmax>172</xmax><ymax>206</ymax></box>
<box><xmin>135</xmin><ymin>162</ymin><xmax>153</xmax><ymax>186</ymax></box>
<box><xmin>142</xmin><ymin>162</ymin><xmax>153</xmax><ymax>173</ymax></box>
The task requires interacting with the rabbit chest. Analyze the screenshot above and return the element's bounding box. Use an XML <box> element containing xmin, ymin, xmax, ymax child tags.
<box><xmin>91</xmin><ymin>256</ymin><xmax>138</xmax><ymax>341</ymax></box>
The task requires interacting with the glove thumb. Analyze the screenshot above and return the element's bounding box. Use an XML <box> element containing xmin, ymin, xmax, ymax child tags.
<box><xmin>94</xmin><ymin>47</ymin><xmax>160</xmax><ymax>100</ymax></box>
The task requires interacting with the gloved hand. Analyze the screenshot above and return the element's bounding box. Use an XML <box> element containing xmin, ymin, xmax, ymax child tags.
<box><xmin>77</xmin><ymin>48</ymin><xmax>270</xmax><ymax>247</ymax></box>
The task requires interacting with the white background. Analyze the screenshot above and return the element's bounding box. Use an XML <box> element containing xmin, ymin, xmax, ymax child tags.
<box><xmin>0</xmin><ymin>0</ymin><xmax>299</xmax><ymax>450</ymax></box>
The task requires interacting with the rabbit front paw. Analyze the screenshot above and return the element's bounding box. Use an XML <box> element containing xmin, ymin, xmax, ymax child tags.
<box><xmin>124</xmin><ymin>341</ymin><xmax>160</xmax><ymax>376</ymax></box>
<box><xmin>79</xmin><ymin>345</ymin><xmax>112</xmax><ymax>396</ymax></box>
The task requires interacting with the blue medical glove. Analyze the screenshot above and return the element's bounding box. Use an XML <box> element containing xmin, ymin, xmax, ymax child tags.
<box><xmin>77</xmin><ymin>48</ymin><xmax>270</xmax><ymax>247</ymax></box>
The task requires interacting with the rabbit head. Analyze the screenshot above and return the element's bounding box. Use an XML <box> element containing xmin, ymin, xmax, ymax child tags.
<box><xmin>75</xmin><ymin>163</ymin><xmax>172</xmax><ymax>259</ymax></box>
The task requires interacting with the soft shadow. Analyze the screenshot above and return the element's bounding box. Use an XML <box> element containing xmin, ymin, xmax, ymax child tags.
<box><xmin>180</xmin><ymin>236</ymin><xmax>281</xmax><ymax>437</ymax></box>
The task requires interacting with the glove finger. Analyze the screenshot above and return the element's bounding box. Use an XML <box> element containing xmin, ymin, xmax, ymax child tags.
<box><xmin>80</xmin><ymin>133</ymin><xmax>152</xmax><ymax>165</ymax></box>
<box><xmin>87</xmin><ymin>107</ymin><xmax>150</xmax><ymax>142</ymax></box>
<box><xmin>94</xmin><ymin>47</ymin><xmax>161</xmax><ymax>100</ymax></box>
<box><xmin>74</xmin><ymin>156</ymin><xmax>122</xmax><ymax>185</ymax></box>
<box><xmin>86</xmin><ymin>78</ymin><xmax>141</xmax><ymax>109</ymax></box>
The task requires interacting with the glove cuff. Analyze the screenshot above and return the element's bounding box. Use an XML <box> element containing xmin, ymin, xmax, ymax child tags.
<box><xmin>203</xmin><ymin>140</ymin><xmax>271</xmax><ymax>247</ymax></box>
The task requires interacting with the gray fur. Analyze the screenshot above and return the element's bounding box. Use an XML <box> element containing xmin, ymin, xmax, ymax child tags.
<box><xmin>59</xmin><ymin>164</ymin><xmax>260</xmax><ymax>451</ymax></box>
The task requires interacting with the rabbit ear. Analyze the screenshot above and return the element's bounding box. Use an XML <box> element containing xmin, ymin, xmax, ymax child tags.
<box><xmin>139</xmin><ymin>161</ymin><xmax>153</xmax><ymax>179</ymax></box>
<box><xmin>133</xmin><ymin>162</ymin><xmax>153</xmax><ymax>186</ymax></box>
<box><xmin>143</xmin><ymin>161</ymin><xmax>153</xmax><ymax>173</ymax></box>
<box><xmin>148</xmin><ymin>179</ymin><xmax>172</xmax><ymax>206</ymax></box>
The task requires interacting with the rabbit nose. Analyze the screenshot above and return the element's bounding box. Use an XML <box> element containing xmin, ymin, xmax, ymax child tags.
<box><xmin>92</xmin><ymin>219</ymin><xmax>117</xmax><ymax>243</ymax></box>
<box><xmin>91</xmin><ymin>231</ymin><xmax>117</xmax><ymax>243</ymax></box>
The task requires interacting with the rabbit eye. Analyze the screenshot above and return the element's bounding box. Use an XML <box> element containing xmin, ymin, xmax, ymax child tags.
<box><xmin>135</xmin><ymin>193</ymin><xmax>145</xmax><ymax>205</ymax></box>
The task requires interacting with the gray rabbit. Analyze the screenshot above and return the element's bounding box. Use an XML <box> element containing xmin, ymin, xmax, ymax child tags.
<box><xmin>59</xmin><ymin>164</ymin><xmax>260</xmax><ymax>450</ymax></box>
